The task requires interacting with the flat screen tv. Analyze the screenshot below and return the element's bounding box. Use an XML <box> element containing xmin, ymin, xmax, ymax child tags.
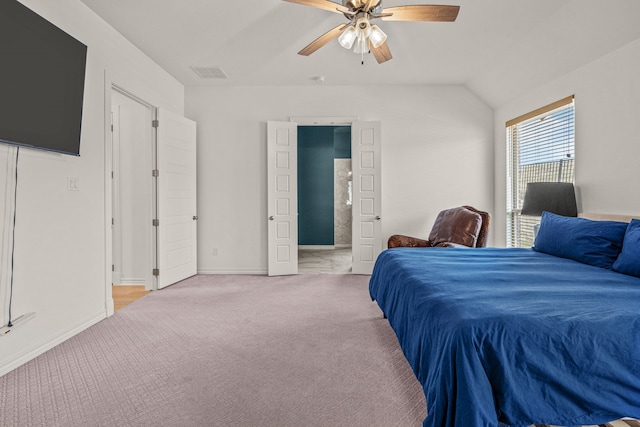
<box><xmin>0</xmin><ymin>0</ymin><xmax>87</xmax><ymax>156</ymax></box>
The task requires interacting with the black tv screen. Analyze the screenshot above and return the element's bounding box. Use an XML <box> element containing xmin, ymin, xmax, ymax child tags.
<box><xmin>0</xmin><ymin>0</ymin><xmax>87</xmax><ymax>156</ymax></box>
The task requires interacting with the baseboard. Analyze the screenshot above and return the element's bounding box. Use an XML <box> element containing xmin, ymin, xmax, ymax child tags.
<box><xmin>0</xmin><ymin>310</ymin><xmax>106</xmax><ymax>377</ymax></box>
<box><xmin>197</xmin><ymin>268</ymin><xmax>268</xmax><ymax>275</ymax></box>
<box><xmin>117</xmin><ymin>278</ymin><xmax>146</xmax><ymax>285</ymax></box>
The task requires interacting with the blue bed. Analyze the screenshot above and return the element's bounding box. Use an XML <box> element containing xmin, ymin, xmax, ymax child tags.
<box><xmin>369</xmin><ymin>247</ymin><xmax>640</xmax><ymax>427</ymax></box>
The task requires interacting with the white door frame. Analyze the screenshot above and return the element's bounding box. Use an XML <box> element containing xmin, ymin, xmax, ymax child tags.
<box><xmin>290</xmin><ymin>117</ymin><xmax>359</xmax><ymax>126</ymax></box>
<box><xmin>104</xmin><ymin>73</ymin><xmax>115</xmax><ymax>316</ymax></box>
<box><xmin>110</xmin><ymin>87</ymin><xmax>155</xmax><ymax>290</ymax></box>
<box><xmin>283</xmin><ymin>116</ymin><xmax>382</xmax><ymax>275</ymax></box>
<box><xmin>103</xmin><ymin>74</ymin><xmax>157</xmax><ymax>316</ymax></box>
<box><xmin>293</xmin><ymin>117</ymin><xmax>357</xmax><ymax>253</ymax></box>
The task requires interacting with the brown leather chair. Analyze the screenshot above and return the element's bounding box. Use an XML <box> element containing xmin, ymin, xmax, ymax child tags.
<box><xmin>388</xmin><ymin>206</ymin><xmax>490</xmax><ymax>249</ymax></box>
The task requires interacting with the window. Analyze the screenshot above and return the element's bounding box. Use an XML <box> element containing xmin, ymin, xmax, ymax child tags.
<box><xmin>506</xmin><ymin>96</ymin><xmax>575</xmax><ymax>247</ymax></box>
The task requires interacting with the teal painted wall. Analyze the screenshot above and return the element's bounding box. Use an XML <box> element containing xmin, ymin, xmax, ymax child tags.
<box><xmin>334</xmin><ymin>127</ymin><xmax>351</xmax><ymax>159</ymax></box>
<box><xmin>298</xmin><ymin>126</ymin><xmax>351</xmax><ymax>245</ymax></box>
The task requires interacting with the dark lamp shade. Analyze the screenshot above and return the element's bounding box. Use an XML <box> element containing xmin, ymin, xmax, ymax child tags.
<box><xmin>521</xmin><ymin>182</ymin><xmax>578</xmax><ymax>217</ymax></box>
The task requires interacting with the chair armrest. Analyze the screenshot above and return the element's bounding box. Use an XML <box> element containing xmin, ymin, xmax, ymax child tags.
<box><xmin>388</xmin><ymin>234</ymin><xmax>432</xmax><ymax>249</ymax></box>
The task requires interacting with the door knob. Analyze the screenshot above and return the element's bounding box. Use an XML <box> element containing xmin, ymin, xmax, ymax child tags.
<box><xmin>193</xmin><ymin>216</ymin><xmax>198</xmax><ymax>220</ymax></box>
<box><xmin>269</xmin><ymin>216</ymin><xmax>275</xmax><ymax>220</ymax></box>
<box><xmin>375</xmin><ymin>216</ymin><xmax>381</xmax><ymax>220</ymax></box>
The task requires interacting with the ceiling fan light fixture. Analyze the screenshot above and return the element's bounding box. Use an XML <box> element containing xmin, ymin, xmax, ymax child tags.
<box><xmin>338</xmin><ymin>25</ymin><xmax>357</xmax><ymax>49</ymax></box>
<box><xmin>353</xmin><ymin>36</ymin><xmax>368</xmax><ymax>54</ymax></box>
<box><xmin>369</xmin><ymin>24</ymin><xmax>387</xmax><ymax>48</ymax></box>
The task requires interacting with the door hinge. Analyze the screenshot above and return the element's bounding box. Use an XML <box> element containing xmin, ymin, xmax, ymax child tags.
<box><xmin>112</xmin><ymin>264</ymin><xmax>115</xmax><ymax>272</ymax></box>
<box><xmin>152</xmin><ymin>219</ymin><xmax>159</xmax><ymax>227</ymax></box>
<box><xmin>153</xmin><ymin>268</ymin><xmax>159</xmax><ymax>277</ymax></box>
<box><xmin>152</xmin><ymin>169</ymin><xmax>159</xmax><ymax>177</ymax></box>
<box><xmin>152</xmin><ymin>119</ymin><xmax>159</xmax><ymax>128</ymax></box>
<box><xmin>112</xmin><ymin>218</ymin><xmax>115</xmax><ymax>225</ymax></box>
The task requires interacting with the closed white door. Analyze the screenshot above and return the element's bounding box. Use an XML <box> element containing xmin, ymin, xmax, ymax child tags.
<box><xmin>156</xmin><ymin>108</ymin><xmax>198</xmax><ymax>289</ymax></box>
<box><xmin>267</xmin><ymin>121</ymin><xmax>298</xmax><ymax>276</ymax></box>
<box><xmin>351</xmin><ymin>121</ymin><xmax>382</xmax><ymax>275</ymax></box>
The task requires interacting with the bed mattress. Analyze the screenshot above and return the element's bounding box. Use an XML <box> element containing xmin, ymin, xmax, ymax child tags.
<box><xmin>369</xmin><ymin>248</ymin><xmax>640</xmax><ymax>427</ymax></box>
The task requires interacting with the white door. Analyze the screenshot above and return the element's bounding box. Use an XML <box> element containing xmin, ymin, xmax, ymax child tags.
<box><xmin>351</xmin><ymin>121</ymin><xmax>382</xmax><ymax>275</ymax></box>
<box><xmin>267</xmin><ymin>121</ymin><xmax>298</xmax><ymax>276</ymax></box>
<box><xmin>156</xmin><ymin>108</ymin><xmax>198</xmax><ymax>289</ymax></box>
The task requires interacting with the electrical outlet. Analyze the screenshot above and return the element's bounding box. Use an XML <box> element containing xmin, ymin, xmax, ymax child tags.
<box><xmin>212</xmin><ymin>248</ymin><xmax>218</xmax><ymax>256</ymax></box>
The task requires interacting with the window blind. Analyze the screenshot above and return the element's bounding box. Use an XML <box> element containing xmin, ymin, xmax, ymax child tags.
<box><xmin>506</xmin><ymin>96</ymin><xmax>575</xmax><ymax>247</ymax></box>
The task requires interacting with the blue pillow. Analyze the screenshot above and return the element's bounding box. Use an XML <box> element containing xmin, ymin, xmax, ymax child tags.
<box><xmin>613</xmin><ymin>219</ymin><xmax>640</xmax><ymax>277</ymax></box>
<box><xmin>533</xmin><ymin>211</ymin><xmax>627</xmax><ymax>269</ymax></box>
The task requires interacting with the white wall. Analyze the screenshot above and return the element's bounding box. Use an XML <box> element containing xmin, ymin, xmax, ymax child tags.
<box><xmin>186</xmin><ymin>85</ymin><xmax>494</xmax><ymax>274</ymax></box>
<box><xmin>493</xmin><ymin>37</ymin><xmax>640</xmax><ymax>247</ymax></box>
<box><xmin>0</xmin><ymin>0</ymin><xmax>184</xmax><ymax>376</ymax></box>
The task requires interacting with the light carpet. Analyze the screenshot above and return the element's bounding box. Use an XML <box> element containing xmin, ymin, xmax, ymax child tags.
<box><xmin>0</xmin><ymin>274</ymin><xmax>425</xmax><ymax>426</ymax></box>
<box><xmin>2</xmin><ymin>274</ymin><xmax>635</xmax><ymax>427</ymax></box>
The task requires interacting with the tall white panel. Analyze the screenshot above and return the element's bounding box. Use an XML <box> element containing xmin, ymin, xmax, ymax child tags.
<box><xmin>157</xmin><ymin>108</ymin><xmax>198</xmax><ymax>289</ymax></box>
<box><xmin>352</xmin><ymin>121</ymin><xmax>382</xmax><ymax>275</ymax></box>
<box><xmin>267</xmin><ymin>121</ymin><xmax>298</xmax><ymax>276</ymax></box>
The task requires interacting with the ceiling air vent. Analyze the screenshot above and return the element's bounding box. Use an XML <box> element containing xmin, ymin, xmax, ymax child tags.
<box><xmin>191</xmin><ymin>66</ymin><xmax>228</xmax><ymax>79</ymax></box>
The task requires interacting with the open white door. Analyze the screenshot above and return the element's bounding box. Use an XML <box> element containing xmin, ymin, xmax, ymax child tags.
<box><xmin>267</xmin><ymin>121</ymin><xmax>298</xmax><ymax>276</ymax></box>
<box><xmin>156</xmin><ymin>108</ymin><xmax>197</xmax><ymax>289</ymax></box>
<box><xmin>351</xmin><ymin>121</ymin><xmax>382</xmax><ymax>275</ymax></box>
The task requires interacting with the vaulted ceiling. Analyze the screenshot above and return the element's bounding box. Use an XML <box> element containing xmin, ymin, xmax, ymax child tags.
<box><xmin>80</xmin><ymin>0</ymin><xmax>640</xmax><ymax>107</ymax></box>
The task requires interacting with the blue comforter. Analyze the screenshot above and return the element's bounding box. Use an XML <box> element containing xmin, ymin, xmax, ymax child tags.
<box><xmin>369</xmin><ymin>248</ymin><xmax>640</xmax><ymax>427</ymax></box>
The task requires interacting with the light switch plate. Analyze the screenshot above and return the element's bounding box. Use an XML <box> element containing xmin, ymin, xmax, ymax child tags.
<box><xmin>67</xmin><ymin>176</ymin><xmax>80</xmax><ymax>191</ymax></box>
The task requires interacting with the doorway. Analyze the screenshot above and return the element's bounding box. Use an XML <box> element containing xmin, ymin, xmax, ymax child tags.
<box><xmin>105</xmin><ymin>81</ymin><xmax>198</xmax><ymax>315</ymax></box>
<box><xmin>110</xmin><ymin>88</ymin><xmax>155</xmax><ymax>290</ymax></box>
<box><xmin>267</xmin><ymin>119</ymin><xmax>381</xmax><ymax>276</ymax></box>
<box><xmin>110</xmin><ymin>87</ymin><xmax>199</xmax><ymax>293</ymax></box>
<box><xmin>297</xmin><ymin>126</ymin><xmax>352</xmax><ymax>274</ymax></box>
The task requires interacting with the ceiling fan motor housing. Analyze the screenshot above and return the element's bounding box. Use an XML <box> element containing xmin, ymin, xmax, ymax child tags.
<box><xmin>343</xmin><ymin>0</ymin><xmax>377</xmax><ymax>8</ymax></box>
<box><xmin>355</xmin><ymin>15</ymin><xmax>371</xmax><ymax>38</ymax></box>
<box><xmin>342</xmin><ymin>0</ymin><xmax>383</xmax><ymax>15</ymax></box>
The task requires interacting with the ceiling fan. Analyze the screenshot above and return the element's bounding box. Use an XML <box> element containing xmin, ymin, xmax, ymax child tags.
<box><xmin>283</xmin><ymin>0</ymin><xmax>460</xmax><ymax>64</ymax></box>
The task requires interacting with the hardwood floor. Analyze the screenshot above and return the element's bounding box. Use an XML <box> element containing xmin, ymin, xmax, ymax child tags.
<box><xmin>112</xmin><ymin>285</ymin><xmax>150</xmax><ymax>311</ymax></box>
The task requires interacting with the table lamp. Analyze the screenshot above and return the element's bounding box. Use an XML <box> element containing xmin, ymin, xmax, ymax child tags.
<box><xmin>521</xmin><ymin>182</ymin><xmax>578</xmax><ymax>217</ymax></box>
<box><xmin>521</xmin><ymin>182</ymin><xmax>578</xmax><ymax>237</ymax></box>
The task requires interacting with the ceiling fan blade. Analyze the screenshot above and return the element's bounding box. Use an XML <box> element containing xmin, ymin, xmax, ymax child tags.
<box><xmin>298</xmin><ymin>24</ymin><xmax>348</xmax><ymax>56</ymax></box>
<box><xmin>282</xmin><ymin>0</ymin><xmax>348</xmax><ymax>14</ymax></box>
<box><xmin>370</xmin><ymin>40</ymin><xmax>392</xmax><ymax>64</ymax></box>
<box><xmin>381</xmin><ymin>5</ymin><xmax>460</xmax><ymax>22</ymax></box>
